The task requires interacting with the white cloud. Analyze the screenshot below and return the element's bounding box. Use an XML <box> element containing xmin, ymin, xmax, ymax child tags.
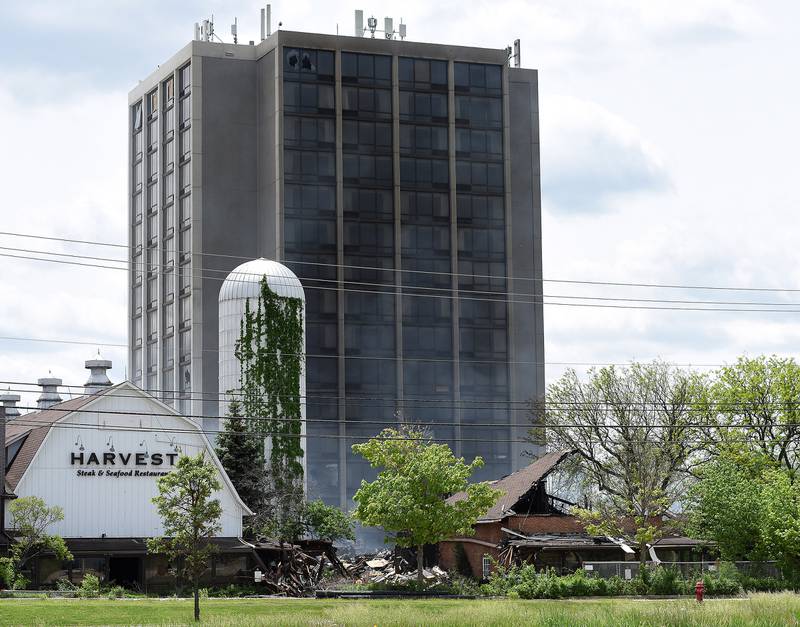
<box><xmin>0</xmin><ymin>71</ymin><xmax>128</xmax><ymax>408</ymax></box>
<box><xmin>541</xmin><ymin>94</ymin><xmax>670</xmax><ymax>213</ymax></box>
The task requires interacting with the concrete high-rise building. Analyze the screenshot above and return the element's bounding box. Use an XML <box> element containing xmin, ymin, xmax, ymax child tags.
<box><xmin>127</xmin><ymin>27</ymin><xmax>544</xmax><ymax>518</ymax></box>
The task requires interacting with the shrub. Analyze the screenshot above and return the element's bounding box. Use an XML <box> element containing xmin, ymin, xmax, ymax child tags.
<box><xmin>0</xmin><ymin>558</ymin><xmax>14</xmax><ymax>588</ymax></box>
<box><xmin>702</xmin><ymin>570</ymin><xmax>741</xmax><ymax>596</ymax></box>
<box><xmin>649</xmin><ymin>566</ymin><xmax>684</xmax><ymax>595</ymax></box>
<box><xmin>77</xmin><ymin>574</ymin><xmax>101</xmax><ymax>598</ymax></box>
<box><xmin>55</xmin><ymin>578</ymin><xmax>77</xmax><ymax>592</ymax></box>
<box><xmin>561</xmin><ymin>569</ymin><xmax>593</xmax><ymax>597</ymax></box>
<box><xmin>605</xmin><ymin>576</ymin><xmax>626</xmax><ymax>596</ymax></box>
<box><xmin>106</xmin><ymin>585</ymin><xmax>126</xmax><ymax>599</ymax></box>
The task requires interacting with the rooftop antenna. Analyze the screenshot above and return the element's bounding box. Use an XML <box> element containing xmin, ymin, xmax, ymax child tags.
<box><xmin>231</xmin><ymin>17</ymin><xmax>238</xmax><ymax>44</ymax></box>
<box><xmin>354</xmin><ymin>10</ymin><xmax>363</xmax><ymax>36</ymax></box>
<box><xmin>508</xmin><ymin>39</ymin><xmax>521</xmax><ymax>67</ymax></box>
<box><xmin>355</xmin><ymin>10</ymin><xmax>407</xmax><ymax>40</ymax></box>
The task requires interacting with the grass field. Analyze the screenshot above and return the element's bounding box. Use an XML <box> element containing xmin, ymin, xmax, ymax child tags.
<box><xmin>1</xmin><ymin>594</ymin><xmax>799</xmax><ymax>626</ymax></box>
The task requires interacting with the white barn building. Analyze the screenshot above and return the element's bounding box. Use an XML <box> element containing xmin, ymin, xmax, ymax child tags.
<box><xmin>2</xmin><ymin>370</ymin><xmax>256</xmax><ymax>590</ymax></box>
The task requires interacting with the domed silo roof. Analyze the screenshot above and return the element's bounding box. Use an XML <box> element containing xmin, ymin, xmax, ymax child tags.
<box><xmin>218</xmin><ymin>258</ymin><xmax>305</xmax><ymax>304</ymax></box>
<box><xmin>218</xmin><ymin>258</ymin><xmax>306</xmax><ymax>418</ymax></box>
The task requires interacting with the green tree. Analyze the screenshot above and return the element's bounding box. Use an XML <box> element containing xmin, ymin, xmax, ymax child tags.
<box><xmin>215</xmin><ymin>397</ymin><xmax>264</xmax><ymax>535</ymax></box>
<box><xmin>686</xmin><ymin>446</ymin><xmax>773</xmax><ymax>561</ymax></box>
<box><xmin>352</xmin><ymin>426</ymin><xmax>501</xmax><ymax>583</ymax></box>
<box><xmin>687</xmin><ymin>446</ymin><xmax>800</xmax><ymax>577</ymax></box>
<box><xmin>302</xmin><ymin>500</ymin><xmax>355</xmax><ymax>543</ymax></box>
<box><xmin>235</xmin><ymin>277</ymin><xmax>305</xmax><ymax>542</ymax></box>
<box><xmin>759</xmin><ymin>467</ymin><xmax>800</xmax><ymax>576</ymax></box>
<box><xmin>703</xmin><ymin>356</ymin><xmax>800</xmax><ymax>473</ymax></box>
<box><xmin>541</xmin><ymin>362</ymin><xmax>706</xmax><ymax>563</ymax></box>
<box><xmin>0</xmin><ymin>496</ymin><xmax>72</xmax><ymax>589</ymax></box>
<box><xmin>148</xmin><ymin>453</ymin><xmax>222</xmax><ymax>622</ymax></box>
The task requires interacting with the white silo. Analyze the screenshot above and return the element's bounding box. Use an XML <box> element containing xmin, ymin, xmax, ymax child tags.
<box><xmin>218</xmin><ymin>258</ymin><xmax>306</xmax><ymax>469</ymax></box>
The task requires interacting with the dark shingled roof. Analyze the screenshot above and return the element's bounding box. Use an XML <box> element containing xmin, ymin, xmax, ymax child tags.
<box><xmin>4</xmin><ymin>390</ymin><xmax>113</xmax><ymax>491</ymax></box>
<box><xmin>447</xmin><ymin>450</ymin><xmax>574</xmax><ymax>522</ymax></box>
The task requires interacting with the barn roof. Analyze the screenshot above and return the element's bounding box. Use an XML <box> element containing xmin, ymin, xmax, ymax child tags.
<box><xmin>4</xmin><ymin>391</ymin><xmax>112</xmax><ymax>491</ymax></box>
<box><xmin>447</xmin><ymin>450</ymin><xmax>574</xmax><ymax>522</ymax></box>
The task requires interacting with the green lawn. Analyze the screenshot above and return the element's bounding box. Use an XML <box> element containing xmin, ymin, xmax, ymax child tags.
<box><xmin>0</xmin><ymin>594</ymin><xmax>799</xmax><ymax>626</ymax></box>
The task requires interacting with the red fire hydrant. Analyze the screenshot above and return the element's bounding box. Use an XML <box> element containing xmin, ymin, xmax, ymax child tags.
<box><xmin>695</xmin><ymin>579</ymin><xmax>705</xmax><ymax>603</ymax></box>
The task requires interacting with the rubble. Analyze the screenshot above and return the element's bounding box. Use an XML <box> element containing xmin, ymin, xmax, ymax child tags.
<box><xmin>254</xmin><ymin>540</ymin><xmax>348</xmax><ymax>596</ymax></box>
<box><xmin>338</xmin><ymin>549</ymin><xmax>450</xmax><ymax>586</ymax></box>
<box><xmin>254</xmin><ymin>544</ymin><xmax>450</xmax><ymax>596</ymax></box>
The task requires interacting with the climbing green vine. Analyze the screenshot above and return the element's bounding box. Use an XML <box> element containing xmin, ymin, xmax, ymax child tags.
<box><xmin>233</xmin><ymin>276</ymin><xmax>305</xmax><ymax>540</ymax></box>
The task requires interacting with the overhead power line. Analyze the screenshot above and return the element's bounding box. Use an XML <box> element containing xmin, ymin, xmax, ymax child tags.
<box><xmin>6</xmin><ymin>241</ymin><xmax>800</xmax><ymax>308</ymax></box>
<box><xmin>0</xmin><ymin>335</ymin><xmax>730</xmax><ymax>368</ymax></box>
<box><xmin>5</xmin><ymin>380</ymin><xmax>800</xmax><ymax>415</ymax></box>
<box><xmin>6</xmin><ymin>405</ymin><xmax>800</xmax><ymax>446</ymax></box>
<box><xmin>3</xmin><ymin>248</ymin><xmax>800</xmax><ymax>313</ymax></box>
<box><xmin>2</xmin><ymin>229</ymin><xmax>800</xmax><ymax>294</ymax></box>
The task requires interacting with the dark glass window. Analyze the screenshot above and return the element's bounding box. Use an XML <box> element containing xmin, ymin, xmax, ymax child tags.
<box><xmin>132</xmin><ymin>102</ymin><xmax>143</xmax><ymax>132</ymax></box>
<box><xmin>401</xmin><ymin>217</ymin><xmax>451</xmax><ymax>291</ymax></box>
<box><xmin>341</xmin><ymin>52</ymin><xmax>391</xmax><ymax>85</ymax></box>
<box><xmin>342</xmin><ymin>120</ymin><xmax>392</xmax><ymax>152</ymax></box>
<box><xmin>284</xmin><ymin>115</ymin><xmax>335</xmax><ymax>148</ymax></box>
<box><xmin>401</xmin><ymin>191</ymin><xmax>449</xmax><ymax>222</ymax></box>
<box><xmin>179</xmin><ymin>64</ymin><xmax>191</xmax><ymax>95</ymax></box>
<box><xmin>454</xmin><ymin>62</ymin><xmax>502</xmax><ymax>95</ymax></box>
<box><xmin>284</xmin><ymin>149</ymin><xmax>336</xmax><ymax>181</ymax></box>
<box><xmin>343</xmin><ymin>188</ymin><xmax>393</xmax><ymax>220</ymax></box>
<box><xmin>284</xmin><ymin>217</ymin><xmax>337</xmax><ymax>252</ymax></box>
<box><xmin>345</xmin><ymin>291</ymin><xmax>395</xmax><ymax>323</ymax></box>
<box><xmin>284</xmin><ymin>83</ymin><xmax>335</xmax><ymax>113</ymax></box>
<box><xmin>456</xmin><ymin>161</ymin><xmax>504</xmax><ymax>193</ymax></box>
<box><xmin>179</xmin><ymin>96</ymin><xmax>191</xmax><ymax>127</ymax></box>
<box><xmin>458</xmin><ymin>226</ymin><xmax>505</xmax><ymax>259</ymax></box>
<box><xmin>284</xmin><ymin>48</ymin><xmax>334</xmax><ymax>80</ymax></box>
<box><xmin>455</xmin><ymin>95</ymin><xmax>502</xmax><ymax>128</ymax></box>
<box><xmin>147</xmin><ymin>90</ymin><xmax>158</xmax><ymax>118</ymax></box>
<box><xmin>456</xmin><ymin>128</ymin><xmax>503</xmax><ymax>159</ymax></box>
<box><xmin>400</xmin><ymin>123</ymin><xmax>448</xmax><ymax>156</ymax></box>
<box><xmin>457</xmin><ymin>194</ymin><xmax>504</xmax><ymax>225</ymax></box>
<box><xmin>344</xmin><ymin>221</ymin><xmax>393</xmax><ymax>258</ymax></box>
<box><xmin>398</xmin><ymin>57</ymin><xmax>447</xmax><ymax>90</ymax></box>
<box><xmin>285</xmin><ymin>184</ymin><xmax>336</xmax><ymax>217</ymax></box>
<box><xmin>342</xmin><ymin>154</ymin><xmax>392</xmax><ymax>185</ymax></box>
<box><xmin>400</xmin><ymin>157</ymin><xmax>448</xmax><ymax>189</ymax></box>
<box><xmin>342</xmin><ymin>87</ymin><xmax>391</xmax><ymax>118</ymax></box>
<box><xmin>399</xmin><ymin>91</ymin><xmax>447</xmax><ymax>122</ymax></box>
<box><xmin>164</xmin><ymin>77</ymin><xmax>175</xmax><ymax>107</ymax></box>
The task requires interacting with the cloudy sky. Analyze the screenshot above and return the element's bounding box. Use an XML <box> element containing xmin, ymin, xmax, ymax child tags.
<box><xmin>1</xmin><ymin>0</ymin><xmax>799</xmax><ymax>409</ymax></box>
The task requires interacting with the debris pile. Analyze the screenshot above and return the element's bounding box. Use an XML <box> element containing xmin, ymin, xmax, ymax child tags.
<box><xmin>340</xmin><ymin>549</ymin><xmax>450</xmax><ymax>585</ymax></box>
<box><xmin>258</xmin><ymin>547</ymin><xmax>326</xmax><ymax>595</ymax></box>
<box><xmin>256</xmin><ymin>542</ymin><xmax>348</xmax><ymax>596</ymax></box>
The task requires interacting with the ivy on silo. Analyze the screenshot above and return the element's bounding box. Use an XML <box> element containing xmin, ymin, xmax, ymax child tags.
<box><xmin>234</xmin><ymin>276</ymin><xmax>304</xmax><ymax>490</ymax></box>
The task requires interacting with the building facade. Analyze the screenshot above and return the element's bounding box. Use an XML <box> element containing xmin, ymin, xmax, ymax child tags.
<box><xmin>2</xmin><ymin>381</ymin><xmax>254</xmax><ymax>589</ymax></box>
<box><xmin>127</xmin><ymin>30</ymin><xmax>544</xmax><ymax>518</ymax></box>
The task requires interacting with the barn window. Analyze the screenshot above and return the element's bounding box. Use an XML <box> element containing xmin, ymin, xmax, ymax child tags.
<box><xmin>482</xmin><ymin>554</ymin><xmax>491</xmax><ymax>579</ymax></box>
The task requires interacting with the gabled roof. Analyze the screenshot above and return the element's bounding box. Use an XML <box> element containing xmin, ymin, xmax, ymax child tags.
<box><xmin>447</xmin><ymin>450</ymin><xmax>574</xmax><ymax>523</ymax></box>
<box><xmin>5</xmin><ymin>391</ymin><xmax>112</xmax><ymax>491</ymax></box>
<box><xmin>3</xmin><ymin>382</ymin><xmax>253</xmax><ymax>516</ymax></box>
